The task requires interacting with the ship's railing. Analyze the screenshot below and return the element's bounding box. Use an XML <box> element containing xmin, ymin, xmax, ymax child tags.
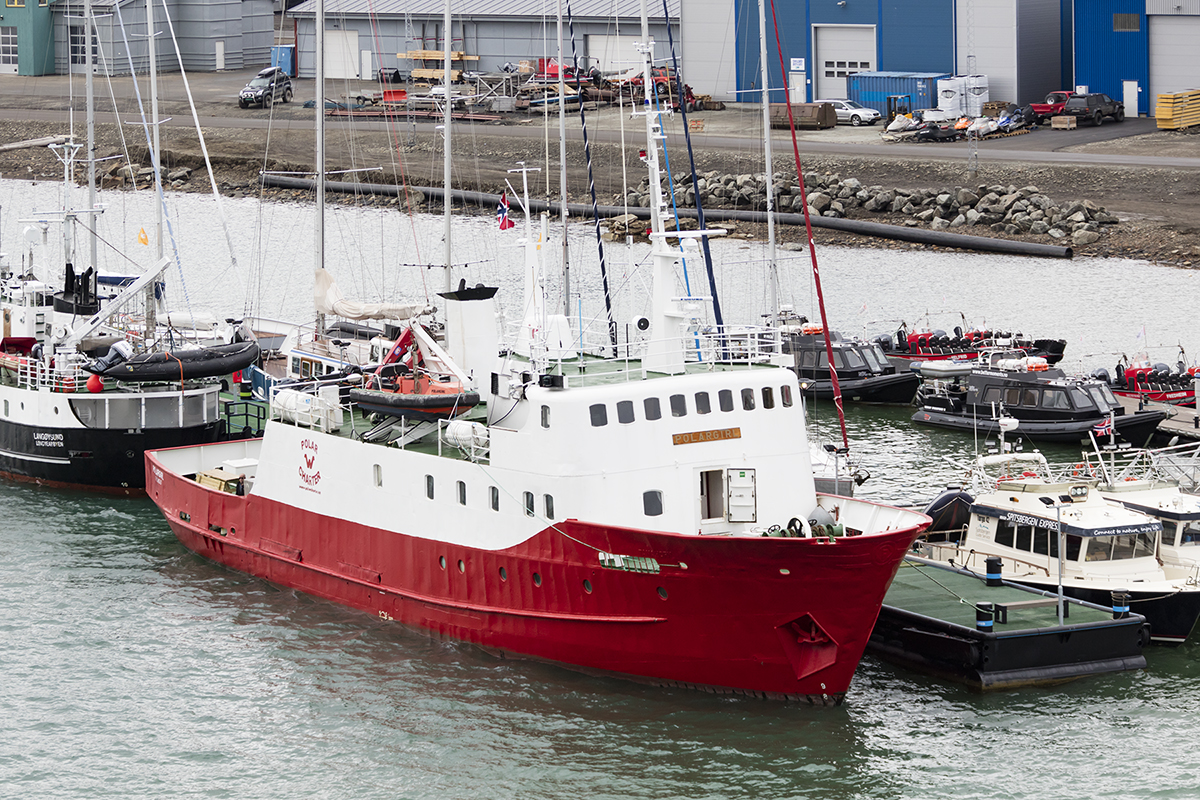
<box><xmin>1148</xmin><ymin>442</ymin><xmax>1200</xmax><ymax>492</ymax></box>
<box><xmin>509</xmin><ymin>324</ymin><xmax>789</xmax><ymax>387</ymax></box>
<box><xmin>13</xmin><ymin>352</ymin><xmax>89</xmax><ymax>393</ymax></box>
<box><xmin>70</xmin><ymin>383</ymin><xmax>222</xmax><ymax>430</ymax></box>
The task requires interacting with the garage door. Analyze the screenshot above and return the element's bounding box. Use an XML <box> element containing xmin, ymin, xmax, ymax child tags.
<box><xmin>587</xmin><ymin>34</ymin><xmax>641</xmax><ymax>74</ymax></box>
<box><xmin>1149</xmin><ymin>15</ymin><xmax>1200</xmax><ymax>114</ymax></box>
<box><xmin>814</xmin><ymin>25</ymin><xmax>875</xmax><ymax>100</ymax></box>
<box><xmin>325</xmin><ymin>29</ymin><xmax>359</xmax><ymax>80</ymax></box>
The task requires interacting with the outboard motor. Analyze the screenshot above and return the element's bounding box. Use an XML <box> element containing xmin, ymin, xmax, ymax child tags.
<box><xmin>1091</xmin><ymin>367</ymin><xmax>1111</xmax><ymax>384</ymax></box>
<box><xmin>872</xmin><ymin>333</ymin><xmax>893</xmax><ymax>352</ymax></box>
<box><xmin>923</xmin><ymin>487</ymin><xmax>975</xmax><ymax>535</ymax></box>
<box><xmin>86</xmin><ymin>339</ymin><xmax>134</xmax><ymax>374</ymax></box>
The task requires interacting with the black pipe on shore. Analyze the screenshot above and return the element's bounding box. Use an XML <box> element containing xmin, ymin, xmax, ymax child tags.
<box><xmin>261</xmin><ymin>175</ymin><xmax>1074</xmax><ymax>260</ymax></box>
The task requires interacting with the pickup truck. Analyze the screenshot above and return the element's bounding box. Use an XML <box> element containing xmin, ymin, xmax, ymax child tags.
<box><xmin>1029</xmin><ymin>91</ymin><xmax>1072</xmax><ymax>124</ymax></box>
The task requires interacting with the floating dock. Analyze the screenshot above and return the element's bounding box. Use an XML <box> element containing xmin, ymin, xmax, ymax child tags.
<box><xmin>868</xmin><ymin>556</ymin><xmax>1149</xmax><ymax>690</ymax></box>
<box><xmin>1116</xmin><ymin>394</ymin><xmax>1200</xmax><ymax>443</ymax></box>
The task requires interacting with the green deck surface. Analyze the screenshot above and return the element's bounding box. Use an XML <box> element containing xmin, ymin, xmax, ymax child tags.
<box><xmin>886</xmin><ymin>560</ymin><xmax>1116</xmax><ymax>630</ymax></box>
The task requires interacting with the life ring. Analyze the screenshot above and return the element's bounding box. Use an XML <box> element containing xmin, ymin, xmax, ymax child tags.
<box><xmin>1072</xmin><ymin>462</ymin><xmax>1086</xmax><ymax>476</ymax></box>
<box><xmin>1124</xmin><ymin>476</ymin><xmax>1138</xmax><ymax>482</ymax></box>
<box><xmin>1022</xmin><ymin>471</ymin><xmax>1037</xmax><ymax>478</ymax></box>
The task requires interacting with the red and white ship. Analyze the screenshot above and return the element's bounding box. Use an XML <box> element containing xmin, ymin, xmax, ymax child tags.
<box><xmin>144</xmin><ymin>4</ymin><xmax>930</xmax><ymax>702</ymax></box>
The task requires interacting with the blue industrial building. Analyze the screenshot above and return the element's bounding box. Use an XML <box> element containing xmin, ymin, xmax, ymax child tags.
<box><xmin>1071</xmin><ymin>0</ymin><xmax>1200</xmax><ymax>118</ymax></box>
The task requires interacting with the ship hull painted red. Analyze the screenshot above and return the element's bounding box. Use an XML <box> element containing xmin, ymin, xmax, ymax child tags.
<box><xmin>148</xmin><ymin>452</ymin><xmax>923</xmax><ymax>700</ymax></box>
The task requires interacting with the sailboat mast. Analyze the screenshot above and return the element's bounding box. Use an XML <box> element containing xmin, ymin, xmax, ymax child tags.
<box><xmin>315</xmin><ymin>0</ymin><xmax>325</xmax><ymax>335</ymax></box>
<box><xmin>442</xmin><ymin>0</ymin><xmax>453</xmax><ymax>292</ymax></box>
<box><xmin>556</xmin><ymin>0</ymin><xmax>570</xmax><ymax>316</ymax></box>
<box><xmin>146</xmin><ymin>0</ymin><xmax>160</xmax><ymax>340</ymax></box>
<box><xmin>638</xmin><ymin>1</ymin><xmax>662</xmax><ymax>238</ymax></box>
<box><xmin>757</xmin><ymin>0</ymin><xmax>778</xmax><ymax>322</ymax></box>
<box><xmin>85</xmin><ymin>0</ymin><xmax>97</xmax><ymax>274</ymax></box>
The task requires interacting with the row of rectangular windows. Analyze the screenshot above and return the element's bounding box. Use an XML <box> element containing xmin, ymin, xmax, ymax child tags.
<box><xmin>583</xmin><ymin>385</ymin><xmax>793</xmax><ymax>428</ymax></box>
<box><xmin>994</xmin><ymin>519</ymin><xmax>1157</xmax><ymax>562</ymax></box>
<box><xmin>379</xmin><ymin>469</ymin><xmax>667</xmax><ymax>521</ymax></box>
<box><xmin>401</xmin><ymin>470</ymin><xmax>557</xmax><ymax>519</ymax></box>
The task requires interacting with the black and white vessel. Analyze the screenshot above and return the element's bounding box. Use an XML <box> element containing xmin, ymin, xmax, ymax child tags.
<box><xmin>782</xmin><ymin>321</ymin><xmax>919</xmax><ymax>404</ymax></box>
<box><xmin>912</xmin><ymin>349</ymin><xmax>1167</xmax><ymax>444</ymax></box>
<box><xmin>0</xmin><ymin>33</ymin><xmax>254</xmax><ymax>494</ymax></box>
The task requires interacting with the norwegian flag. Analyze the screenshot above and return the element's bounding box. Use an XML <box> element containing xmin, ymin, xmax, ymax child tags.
<box><xmin>1093</xmin><ymin>417</ymin><xmax>1114</xmax><ymax>437</ymax></box>
<box><xmin>497</xmin><ymin>193</ymin><xmax>516</xmax><ymax>230</ymax></box>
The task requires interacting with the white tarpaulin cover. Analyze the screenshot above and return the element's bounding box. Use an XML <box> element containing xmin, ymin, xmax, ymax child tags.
<box><xmin>313</xmin><ymin>268</ymin><xmax>432</xmax><ymax>321</ymax></box>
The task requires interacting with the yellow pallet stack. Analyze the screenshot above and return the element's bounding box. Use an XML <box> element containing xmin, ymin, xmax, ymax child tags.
<box><xmin>1155</xmin><ymin>90</ymin><xmax>1200</xmax><ymax>130</ymax></box>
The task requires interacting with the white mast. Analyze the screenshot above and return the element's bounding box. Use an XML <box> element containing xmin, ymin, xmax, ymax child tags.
<box><xmin>556</xmin><ymin>0</ymin><xmax>570</xmax><ymax>317</ymax></box>
<box><xmin>757</xmin><ymin>0</ymin><xmax>779</xmax><ymax>323</ymax></box>
<box><xmin>638</xmin><ymin>0</ymin><xmax>685</xmax><ymax>374</ymax></box>
<box><xmin>145</xmin><ymin>0</ymin><xmax>160</xmax><ymax>340</ymax></box>
<box><xmin>85</xmin><ymin>0</ymin><xmax>97</xmax><ymax>275</ymax></box>
<box><xmin>442</xmin><ymin>0</ymin><xmax>453</xmax><ymax>292</ymax></box>
<box><xmin>314</xmin><ymin>0</ymin><xmax>325</xmax><ymax>336</ymax></box>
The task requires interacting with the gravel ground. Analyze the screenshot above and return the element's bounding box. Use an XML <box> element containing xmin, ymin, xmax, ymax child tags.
<box><xmin>1</xmin><ymin>104</ymin><xmax>1198</xmax><ymax>267</ymax></box>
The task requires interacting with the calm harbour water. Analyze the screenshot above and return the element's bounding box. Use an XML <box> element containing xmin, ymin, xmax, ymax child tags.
<box><xmin>2</xmin><ymin>178</ymin><xmax>1198</xmax><ymax>798</ymax></box>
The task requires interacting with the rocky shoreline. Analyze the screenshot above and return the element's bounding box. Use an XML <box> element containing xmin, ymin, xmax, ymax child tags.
<box><xmin>2</xmin><ymin>116</ymin><xmax>1199</xmax><ymax>267</ymax></box>
<box><xmin>622</xmin><ymin>170</ymin><xmax>1120</xmax><ymax>249</ymax></box>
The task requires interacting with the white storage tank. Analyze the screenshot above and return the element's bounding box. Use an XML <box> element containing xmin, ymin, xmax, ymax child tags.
<box><xmin>937</xmin><ymin>76</ymin><xmax>966</xmax><ymax>117</ymax></box>
<box><xmin>965</xmin><ymin>74</ymin><xmax>990</xmax><ymax>117</ymax></box>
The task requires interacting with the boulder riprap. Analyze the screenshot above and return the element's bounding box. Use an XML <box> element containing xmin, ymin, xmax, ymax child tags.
<box><xmin>611</xmin><ymin>171</ymin><xmax>1119</xmax><ymax>244</ymax></box>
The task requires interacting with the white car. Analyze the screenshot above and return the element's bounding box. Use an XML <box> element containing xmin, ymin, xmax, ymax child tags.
<box><xmin>815</xmin><ymin>99</ymin><xmax>881</xmax><ymax>126</ymax></box>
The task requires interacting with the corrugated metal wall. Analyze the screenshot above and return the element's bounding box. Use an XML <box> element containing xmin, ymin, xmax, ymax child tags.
<box><xmin>1015</xmin><ymin>0</ymin><xmax>1062</xmax><ymax>105</ymax></box>
<box><xmin>293</xmin><ymin>16</ymin><xmax>673</xmax><ymax>80</ymax></box>
<box><xmin>879</xmin><ymin>0</ymin><xmax>954</xmax><ymax>73</ymax></box>
<box><xmin>682</xmin><ymin>0</ymin><xmax>738</xmax><ymax>101</ymax></box>
<box><xmin>1072</xmin><ymin>0</ymin><xmax>1148</xmax><ymax>114</ymax></box>
<box><xmin>954</xmin><ymin>0</ymin><xmax>1016</xmax><ymax>103</ymax></box>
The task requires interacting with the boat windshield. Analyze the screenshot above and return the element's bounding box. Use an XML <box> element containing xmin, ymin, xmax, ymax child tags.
<box><xmin>1086</xmin><ymin>384</ymin><xmax>1118</xmax><ymax>410</ymax></box>
<box><xmin>1164</xmin><ymin>519</ymin><xmax>1200</xmax><ymax>547</ymax></box>
<box><xmin>842</xmin><ymin>348</ymin><xmax>867</xmax><ymax>369</ymax></box>
<box><xmin>862</xmin><ymin>345</ymin><xmax>888</xmax><ymax>371</ymax></box>
<box><xmin>1070</xmin><ymin>387</ymin><xmax>1094</xmax><ymax>410</ymax></box>
<box><xmin>1083</xmin><ymin>531</ymin><xmax>1158</xmax><ymax>561</ymax></box>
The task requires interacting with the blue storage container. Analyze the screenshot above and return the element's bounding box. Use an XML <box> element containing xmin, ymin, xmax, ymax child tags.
<box><xmin>271</xmin><ymin>45</ymin><xmax>296</xmax><ymax>77</ymax></box>
<box><xmin>847</xmin><ymin>71</ymin><xmax>951</xmax><ymax>116</ymax></box>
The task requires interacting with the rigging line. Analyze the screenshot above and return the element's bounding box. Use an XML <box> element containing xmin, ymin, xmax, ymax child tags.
<box><xmin>156</xmin><ymin>0</ymin><xmax>243</xmax><ymax>295</ymax></box>
<box><xmin>363</xmin><ymin>0</ymin><xmax>427</xmax><ymax>294</ymax></box>
<box><xmin>661</xmin><ymin>0</ymin><xmax>723</xmax><ymax>329</ymax></box>
<box><xmin>112</xmin><ymin>1</ymin><xmax>196</xmax><ymax>324</ymax></box>
<box><xmin>565</xmin><ymin>0</ymin><xmax>617</xmax><ymax>353</ymax></box>
<box><xmin>767</xmin><ymin>0</ymin><xmax>848</xmax><ymax>452</ymax></box>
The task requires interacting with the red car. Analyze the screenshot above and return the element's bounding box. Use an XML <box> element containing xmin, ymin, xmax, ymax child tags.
<box><xmin>1029</xmin><ymin>90</ymin><xmax>1073</xmax><ymax>124</ymax></box>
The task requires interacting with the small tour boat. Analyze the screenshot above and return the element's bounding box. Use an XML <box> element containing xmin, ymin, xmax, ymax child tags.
<box><xmin>873</xmin><ymin>323</ymin><xmax>1066</xmax><ymax>365</ymax></box>
<box><xmin>869</xmin><ymin>556</ymin><xmax>1149</xmax><ymax>691</ymax></box>
<box><xmin>912</xmin><ymin>349</ymin><xmax>1168</xmax><ymax>444</ymax></box>
<box><xmin>1092</xmin><ymin>358</ymin><xmax>1197</xmax><ymax>409</ymax></box>
<box><xmin>782</xmin><ymin>321</ymin><xmax>919</xmax><ymax>404</ymax></box>
<box><xmin>916</xmin><ymin>444</ymin><xmax>1200</xmax><ymax>644</ymax></box>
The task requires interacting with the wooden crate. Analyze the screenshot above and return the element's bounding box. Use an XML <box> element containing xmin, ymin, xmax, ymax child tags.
<box><xmin>1050</xmin><ymin>115</ymin><xmax>1077</xmax><ymax>130</ymax></box>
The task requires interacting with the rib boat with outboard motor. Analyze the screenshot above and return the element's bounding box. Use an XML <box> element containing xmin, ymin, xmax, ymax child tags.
<box><xmin>912</xmin><ymin>349</ymin><xmax>1168</xmax><ymax>444</ymax></box>
<box><xmin>143</xmin><ymin>0</ymin><xmax>933</xmax><ymax>703</ymax></box>
<box><xmin>873</xmin><ymin>322</ymin><xmax>1066</xmax><ymax>365</ymax></box>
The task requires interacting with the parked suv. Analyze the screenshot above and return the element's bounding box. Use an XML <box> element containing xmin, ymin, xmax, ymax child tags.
<box><xmin>814</xmin><ymin>99</ymin><xmax>881</xmax><ymax>126</ymax></box>
<box><xmin>1061</xmin><ymin>93</ymin><xmax>1124</xmax><ymax>125</ymax></box>
<box><xmin>239</xmin><ymin>67</ymin><xmax>293</xmax><ymax>108</ymax></box>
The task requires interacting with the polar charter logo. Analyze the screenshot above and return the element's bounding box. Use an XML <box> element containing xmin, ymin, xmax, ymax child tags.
<box><xmin>298</xmin><ymin>438</ymin><xmax>322</xmax><ymax>494</ymax></box>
